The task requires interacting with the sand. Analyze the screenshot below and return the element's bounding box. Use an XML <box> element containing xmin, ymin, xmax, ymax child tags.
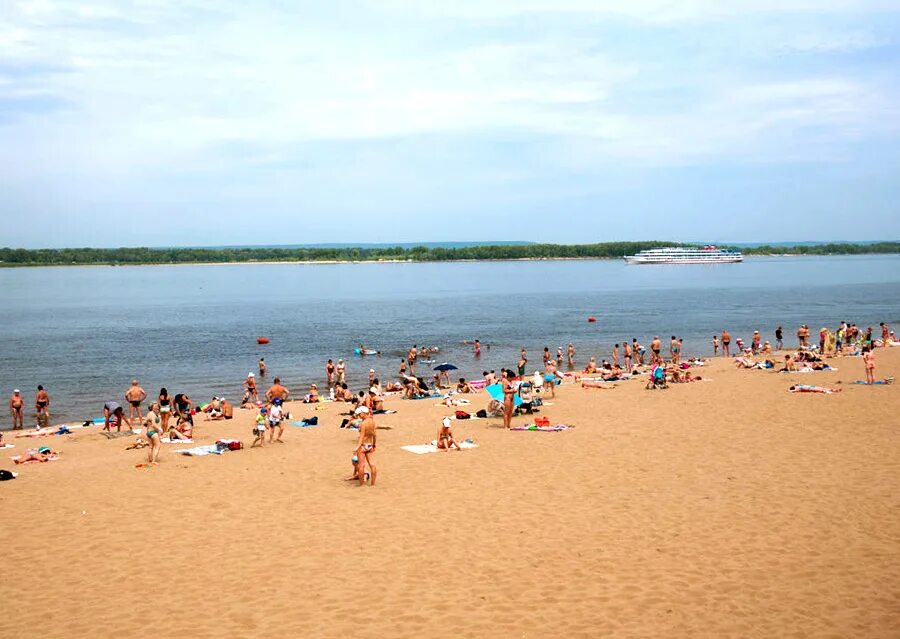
<box><xmin>1</xmin><ymin>349</ymin><xmax>898</xmax><ymax>638</ymax></box>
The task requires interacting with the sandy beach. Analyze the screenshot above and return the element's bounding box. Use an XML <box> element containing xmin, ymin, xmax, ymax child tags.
<box><xmin>1</xmin><ymin>349</ymin><xmax>898</xmax><ymax>638</ymax></box>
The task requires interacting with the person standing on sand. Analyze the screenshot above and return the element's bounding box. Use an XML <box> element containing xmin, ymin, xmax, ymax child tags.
<box><xmin>712</xmin><ymin>335</ymin><xmax>719</xmax><ymax>356</ymax></box>
<box><xmin>336</xmin><ymin>359</ymin><xmax>346</xmax><ymax>385</ymax></box>
<box><xmin>517</xmin><ymin>355</ymin><xmax>527</xmax><ymax>378</ymax></box>
<box><xmin>650</xmin><ymin>336</ymin><xmax>661</xmax><ymax>366</ymax></box>
<box><xmin>124</xmin><ymin>379</ymin><xmax>148</xmax><ymax>424</ymax></box>
<box><xmin>35</xmin><ymin>385</ymin><xmax>50</xmax><ymax>424</ymax></box>
<box><xmin>245</xmin><ymin>373</ymin><xmax>259</xmax><ymax>404</ymax></box>
<box><xmin>398</xmin><ymin>359</ymin><xmax>407</xmax><ymax>378</ymax></box>
<box><xmin>142</xmin><ymin>403</ymin><xmax>162</xmax><ymax>464</ymax></box>
<box><xmin>611</xmin><ymin>344</ymin><xmax>620</xmax><ymax>367</ymax></box>
<box><xmin>632</xmin><ymin>338</ymin><xmax>644</xmax><ymax>365</ymax></box>
<box><xmin>267</xmin><ymin>398</ymin><xmax>285</xmax><ymax>443</ymax></box>
<box><xmin>881</xmin><ymin>322</ymin><xmax>891</xmax><ymax>347</ymax></box>
<box><xmin>567</xmin><ymin>343</ymin><xmax>575</xmax><ymax>367</ymax></box>
<box><xmin>721</xmin><ymin>330</ymin><xmax>731</xmax><ymax>357</ymax></box>
<box><xmin>326</xmin><ymin>359</ymin><xmax>335</xmax><ymax>387</ymax></box>
<box><xmin>501</xmin><ymin>369</ymin><xmax>516</xmax><ymax>429</ymax></box>
<box><xmin>775</xmin><ymin>326</ymin><xmax>783</xmax><ymax>351</ymax></box>
<box><xmin>670</xmin><ymin>336</ymin><xmax>680</xmax><ymax>364</ymax></box>
<box><xmin>259</xmin><ymin>357</ymin><xmax>267</xmax><ymax>377</ymax></box>
<box><xmin>862</xmin><ymin>346</ymin><xmax>876</xmax><ymax>384</ymax></box>
<box><xmin>622</xmin><ymin>341</ymin><xmax>632</xmax><ymax>373</ymax></box>
<box><xmin>355</xmin><ymin>406</ymin><xmax>377</xmax><ymax>486</ymax></box>
<box><xmin>10</xmin><ymin>390</ymin><xmax>24</xmax><ymax>430</ymax></box>
<box><xmin>265</xmin><ymin>377</ymin><xmax>289</xmax><ymax>405</ymax></box>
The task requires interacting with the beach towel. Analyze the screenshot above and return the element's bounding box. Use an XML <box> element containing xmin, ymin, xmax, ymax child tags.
<box><xmin>0</xmin><ymin>444</ymin><xmax>14</xmax><ymax>449</ymax></box>
<box><xmin>850</xmin><ymin>377</ymin><xmax>894</xmax><ymax>385</ymax></box>
<box><xmin>401</xmin><ymin>441</ymin><xmax>479</xmax><ymax>454</ymax></box>
<box><xmin>174</xmin><ymin>445</ymin><xmax>223</xmax><ymax>456</ymax></box>
<box><xmin>511</xmin><ymin>424</ymin><xmax>573</xmax><ymax>432</ymax></box>
<box><xmin>291</xmin><ymin>420</ymin><xmax>319</xmax><ymax>428</ymax></box>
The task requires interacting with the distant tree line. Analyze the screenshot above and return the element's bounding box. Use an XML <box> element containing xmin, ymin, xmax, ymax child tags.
<box><xmin>0</xmin><ymin>241</ymin><xmax>898</xmax><ymax>267</ymax></box>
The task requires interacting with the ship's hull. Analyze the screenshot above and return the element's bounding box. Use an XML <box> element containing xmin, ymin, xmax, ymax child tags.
<box><xmin>624</xmin><ymin>256</ymin><xmax>743</xmax><ymax>264</ymax></box>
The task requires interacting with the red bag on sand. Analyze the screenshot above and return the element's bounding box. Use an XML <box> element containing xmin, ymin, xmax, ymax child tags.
<box><xmin>227</xmin><ymin>441</ymin><xmax>243</xmax><ymax>451</ymax></box>
<box><xmin>534</xmin><ymin>417</ymin><xmax>550</xmax><ymax>427</ymax></box>
<box><xmin>455</xmin><ymin>410</ymin><xmax>470</xmax><ymax>420</ymax></box>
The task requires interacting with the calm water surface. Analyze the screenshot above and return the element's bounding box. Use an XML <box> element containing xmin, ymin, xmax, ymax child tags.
<box><xmin>2</xmin><ymin>256</ymin><xmax>899</xmax><ymax>424</ymax></box>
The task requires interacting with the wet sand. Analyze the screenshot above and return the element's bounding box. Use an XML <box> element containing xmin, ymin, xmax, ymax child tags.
<box><xmin>1</xmin><ymin>349</ymin><xmax>898</xmax><ymax>638</ymax></box>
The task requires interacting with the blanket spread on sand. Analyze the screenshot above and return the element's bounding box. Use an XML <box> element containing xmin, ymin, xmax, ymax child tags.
<box><xmin>401</xmin><ymin>441</ymin><xmax>479</xmax><ymax>454</ymax></box>
<box><xmin>511</xmin><ymin>424</ymin><xmax>573</xmax><ymax>432</ymax></box>
<box><xmin>174</xmin><ymin>445</ymin><xmax>223</xmax><ymax>456</ymax></box>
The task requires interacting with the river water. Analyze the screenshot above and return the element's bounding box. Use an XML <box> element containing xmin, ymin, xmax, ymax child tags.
<box><xmin>2</xmin><ymin>255</ymin><xmax>898</xmax><ymax>424</ymax></box>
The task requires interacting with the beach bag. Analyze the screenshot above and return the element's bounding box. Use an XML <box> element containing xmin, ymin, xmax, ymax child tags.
<box><xmin>0</xmin><ymin>469</ymin><xmax>16</xmax><ymax>481</ymax></box>
<box><xmin>475</xmin><ymin>409</ymin><xmax>487</xmax><ymax>418</ymax></box>
<box><xmin>227</xmin><ymin>441</ymin><xmax>243</xmax><ymax>451</ymax></box>
<box><xmin>455</xmin><ymin>410</ymin><xmax>470</xmax><ymax>420</ymax></box>
<box><xmin>305</xmin><ymin>415</ymin><xmax>318</xmax><ymax>425</ymax></box>
<box><xmin>534</xmin><ymin>417</ymin><xmax>550</xmax><ymax>427</ymax></box>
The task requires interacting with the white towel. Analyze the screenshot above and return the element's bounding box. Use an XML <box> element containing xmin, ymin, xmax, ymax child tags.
<box><xmin>401</xmin><ymin>441</ymin><xmax>478</xmax><ymax>454</ymax></box>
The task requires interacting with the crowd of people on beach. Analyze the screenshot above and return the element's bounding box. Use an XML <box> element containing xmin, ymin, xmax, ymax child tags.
<box><xmin>6</xmin><ymin>322</ymin><xmax>893</xmax><ymax>478</ymax></box>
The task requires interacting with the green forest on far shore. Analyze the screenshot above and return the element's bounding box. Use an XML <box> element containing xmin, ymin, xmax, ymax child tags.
<box><xmin>1</xmin><ymin>241</ymin><xmax>899</xmax><ymax>267</ymax></box>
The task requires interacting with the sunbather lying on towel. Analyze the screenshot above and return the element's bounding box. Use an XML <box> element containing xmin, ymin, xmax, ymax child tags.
<box><xmin>789</xmin><ymin>385</ymin><xmax>842</xmax><ymax>394</ymax></box>
<box><xmin>14</xmin><ymin>446</ymin><xmax>58</xmax><ymax>463</ymax></box>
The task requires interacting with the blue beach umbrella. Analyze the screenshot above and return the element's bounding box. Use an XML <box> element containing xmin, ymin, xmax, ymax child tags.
<box><xmin>485</xmin><ymin>383</ymin><xmax>522</xmax><ymax>407</ymax></box>
<box><xmin>433</xmin><ymin>362</ymin><xmax>458</xmax><ymax>372</ymax></box>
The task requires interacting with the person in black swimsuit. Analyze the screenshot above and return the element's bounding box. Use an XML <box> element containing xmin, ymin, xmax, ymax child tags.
<box><xmin>158</xmin><ymin>388</ymin><xmax>172</xmax><ymax>433</ymax></box>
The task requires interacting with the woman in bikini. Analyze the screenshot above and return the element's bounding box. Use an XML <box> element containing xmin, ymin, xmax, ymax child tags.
<box><xmin>158</xmin><ymin>388</ymin><xmax>172</xmax><ymax>433</ymax></box>
<box><xmin>436</xmin><ymin>416</ymin><xmax>461</xmax><ymax>451</ymax></box>
<box><xmin>142</xmin><ymin>403</ymin><xmax>162</xmax><ymax>464</ymax></box>
<box><xmin>502</xmin><ymin>369</ymin><xmax>517</xmax><ymax>429</ymax></box>
<box><xmin>354</xmin><ymin>407</ymin><xmax>377</xmax><ymax>486</ymax></box>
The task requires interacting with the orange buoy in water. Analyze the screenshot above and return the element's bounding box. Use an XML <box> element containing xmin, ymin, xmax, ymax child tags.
<box><xmin>587</xmin><ymin>316</ymin><xmax>597</xmax><ymax>323</ymax></box>
<box><xmin>257</xmin><ymin>337</ymin><xmax>270</xmax><ymax>344</ymax></box>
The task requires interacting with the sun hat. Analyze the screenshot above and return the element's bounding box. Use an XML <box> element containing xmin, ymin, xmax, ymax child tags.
<box><xmin>13</xmin><ymin>389</ymin><xmax>20</xmax><ymax>393</ymax></box>
<box><xmin>369</xmin><ymin>368</ymin><xmax>375</xmax><ymax>373</ymax></box>
<box><xmin>248</xmin><ymin>372</ymin><xmax>255</xmax><ymax>377</ymax></box>
<box><xmin>38</xmin><ymin>446</ymin><xmax>51</xmax><ymax>454</ymax></box>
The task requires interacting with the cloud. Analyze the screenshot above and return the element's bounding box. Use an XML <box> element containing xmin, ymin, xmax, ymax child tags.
<box><xmin>1</xmin><ymin>0</ymin><xmax>899</xmax><ymax>246</ymax></box>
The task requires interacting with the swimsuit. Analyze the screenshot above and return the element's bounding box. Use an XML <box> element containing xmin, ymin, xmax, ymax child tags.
<box><xmin>361</xmin><ymin>443</ymin><xmax>375</xmax><ymax>452</ymax></box>
<box><xmin>146</xmin><ymin>428</ymin><xmax>159</xmax><ymax>439</ymax></box>
<box><xmin>129</xmin><ymin>400</ymin><xmax>141</xmax><ymax>408</ymax></box>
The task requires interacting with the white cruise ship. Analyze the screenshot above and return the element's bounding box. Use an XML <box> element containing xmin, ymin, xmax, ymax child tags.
<box><xmin>624</xmin><ymin>245</ymin><xmax>743</xmax><ymax>264</ymax></box>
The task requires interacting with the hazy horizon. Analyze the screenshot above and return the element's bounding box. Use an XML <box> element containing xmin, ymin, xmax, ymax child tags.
<box><xmin>2</xmin><ymin>1</ymin><xmax>899</xmax><ymax>248</ymax></box>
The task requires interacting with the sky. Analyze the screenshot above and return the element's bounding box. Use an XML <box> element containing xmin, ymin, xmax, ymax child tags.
<box><xmin>1</xmin><ymin>0</ymin><xmax>899</xmax><ymax>248</ymax></box>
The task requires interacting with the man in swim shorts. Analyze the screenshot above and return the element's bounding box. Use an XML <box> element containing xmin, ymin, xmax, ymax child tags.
<box><xmin>266</xmin><ymin>377</ymin><xmax>290</xmax><ymax>405</ymax></box>
<box><xmin>124</xmin><ymin>379</ymin><xmax>148</xmax><ymax>423</ymax></box>
<box><xmin>721</xmin><ymin>330</ymin><xmax>731</xmax><ymax>357</ymax></box>
<box><xmin>35</xmin><ymin>385</ymin><xmax>50</xmax><ymax>424</ymax></box>
<box><xmin>9</xmin><ymin>389</ymin><xmax>24</xmax><ymax>430</ymax></box>
<box><xmin>650</xmin><ymin>336</ymin><xmax>661</xmax><ymax>365</ymax></box>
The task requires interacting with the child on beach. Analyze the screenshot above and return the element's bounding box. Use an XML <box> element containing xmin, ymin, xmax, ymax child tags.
<box><xmin>863</xmin><ymin>346</ymin><xmax>876</xmax><ymax>385</ymax></box>
<box><xmin>252</xmin><ymin>409</ymin><xmax>267</xmax><ymax>447</ymax></box>
<box><xmin>267</xmin><ymin>398</ymin><xmax>284</xmax><ymax>443</ymax></box>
